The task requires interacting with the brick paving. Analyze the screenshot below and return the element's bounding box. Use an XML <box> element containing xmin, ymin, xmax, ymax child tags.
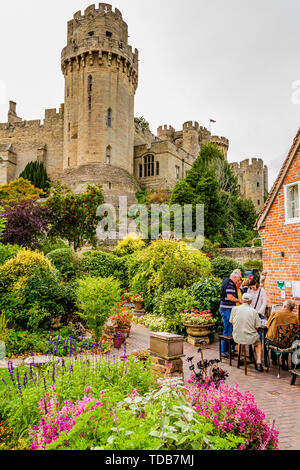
<box><xmin>126</xmin><ymin>324</ymin><xmax>300</xmax><ymax>451</ymax></box>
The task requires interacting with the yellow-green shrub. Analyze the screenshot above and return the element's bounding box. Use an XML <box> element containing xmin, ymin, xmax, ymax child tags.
<box><xmin>113</xmin><ymin>233</ymin><xmax>146</xmax><ymax>257</ymax></box>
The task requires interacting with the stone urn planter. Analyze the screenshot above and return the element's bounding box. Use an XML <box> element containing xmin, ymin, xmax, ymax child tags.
<box><xmin>184</xmin><ymin>323</ymin><xmax>214</xmax><ymax>347</ymax></box>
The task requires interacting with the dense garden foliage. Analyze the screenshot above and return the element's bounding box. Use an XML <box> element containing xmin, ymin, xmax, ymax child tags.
<box><xmin>0</xmin><ymin>176</ymin><xmax>272</xmax><ymax>451</ymax></box>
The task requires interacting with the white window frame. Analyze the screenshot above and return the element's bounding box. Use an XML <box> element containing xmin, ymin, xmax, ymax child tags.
<box><xmin>284</xmin><ymin>181</ymin><xmax>300</xmax><ymax>225</ymax></box>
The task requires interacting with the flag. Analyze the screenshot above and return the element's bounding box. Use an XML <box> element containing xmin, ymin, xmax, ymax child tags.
<box><xmin>210</xmin><ymin>119</ymin><xmax>216</xmax><ymax>123</ymax></box>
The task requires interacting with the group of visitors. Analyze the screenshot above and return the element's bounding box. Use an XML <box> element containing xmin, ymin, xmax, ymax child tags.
<box><xmin>220</xmin><ymin>270</ymin><xmax>300</xmax><ymax>373</ymax></box>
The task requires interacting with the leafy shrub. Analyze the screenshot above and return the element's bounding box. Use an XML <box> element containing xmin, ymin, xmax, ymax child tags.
<box><xmin>47</xmin><ymin>248</ymin><xmax>80</xmax><ymax>281</ymax></box>
<box><xmin>127</xmin><ymin>240</ymin><xmax>212</xmax><ymax>313</ymax></box>
<box><xmin>211</xmin><ymin>256</ymin><xmax>244</xmax><ymax>279</ymax></box>
<box><xmin>0</xmin><ymin>243</ymin><xmax>20</xmax><ymax>265</ymax></box>
<box><xmin>81</xmin><ymin>251</ymin><xmax>128</xmax><ymax>288</ymax></box>
<box><xmin>1</xmin><ymin>199</ymin><xmax>49</xmax><ymax>249</ymax></box>
<box><xmin>113</xmin><ymin>233</ymin><xmax>146</xmax><ymax>257</ymax></box>
<box><xmin>0</xmin><ymin>249</ymin><xmax>75</xmax><ymax>331</ymax></box>
<box><xmin>5</xmin><ymin>330</ymin><xmax>48</xmax><ymax>358</ymax></box>
<box><xmin>76</xmin><ymin>276</ymin><xmax>121</xmax><ymax>342</ymax></box>
<box><xmin>38</xmin><ymin>237</ymin><xmax>69</xmax><ymax>256</ymax></box>
<box><xmin>188</xmin><ymin>277</ymin><xmax>223</xmax><ymax>332</ymax></box>
<box><xmin>244</xmin><ymin>259</ymin><xmax>263</xmax><ymax>271</ymax></box>
<box><xmin>156</xmin><ymin>289</ymin><xmax>200</xmax><ymax>333</ymax></box>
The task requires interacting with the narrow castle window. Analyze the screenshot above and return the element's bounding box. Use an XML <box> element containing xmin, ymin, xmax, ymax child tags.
<box><xmin>108</xmin><ymin>183</ymin><xmax>112</xmax><ymax>190</ymax></box>
<box><xmin>68</xmin><ymin>122</ymin><xmax>70</xmax><ymax>132</ymax></box>
<box><xmin>139</xmin><ymin>164</ymin><xmax>143</xmax><ymax>178</ymax></box>
<box><xmin>175</xmin><ymin>166</ymin><xmax>180</xmax><ymax>179</ymax></box>
<box><xmin>257</xmin><ymin>182</ymin><xmax>260</xmax><ymax>188</ymax></box>
<box><xmin>88</xmin><ymin>75</ymin><xmax>93</xmax><ymax>92</ymax></box>
<box><xmin>106</xmin><ymin>31</ymin><xmax>112</xmax><ymax>38</ymax></box>
<box><xmin>107</xmin><ymin>108</ymin><xmax>112</xmax><ymax>127</ymax></box>
<box><xmin>106</xmin><ymin>146</ymin><xmax>111</xmax><ymax>165</ymax></box>
<box><xmin>88</xmin><ymin>75</ymin><xmax>92</xmax><ymax>111</ymax></box>
<box><xmin>156</xmin><ymin>161</ymin><xmax>160</xmax><ymax>176</ymax></box>
<box><xmin>258</xmin><ymin>200</ymin><xmax>261</xmax><ymax>206</ymax></box>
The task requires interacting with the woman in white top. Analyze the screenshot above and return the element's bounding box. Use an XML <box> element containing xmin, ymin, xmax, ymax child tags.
<box><xmin>248</xmin><ymin>279</ymin><xmax>267</xmax><ymax>319</ymax></box>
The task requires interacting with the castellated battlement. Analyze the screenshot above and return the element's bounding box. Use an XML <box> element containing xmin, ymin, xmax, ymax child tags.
<box><xmin>233</xmin><ymin>157</ymin><xmax>265</xmax><ymax>171</ymax></box>
<box><xmin>157</xmin><ymin>125</ymin><xmax>175</xmax><ymax>140</ymax></box>
<box><xmin>64</xmin><ymin>3</ymin><xmax>138</xmax><ymax>76</ymax></box>
<box><xmin>183</xmin><ymin>121</ymin><xmax>199</xmax><ymax>131</ymax></box>
<box><xmin>211</xmin><ymin>136</ymin><xmax>229</xmax><ymax>148</ymax></box>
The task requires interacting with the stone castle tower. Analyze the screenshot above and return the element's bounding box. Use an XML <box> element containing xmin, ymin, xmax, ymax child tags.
<box><xmin>230</xmin><ymin>158</ymin><xmax>269</xmax><ymax>212</ymax></box>
<box><xmin>0</xmin><ymin>3</ymin><xmax>268</xmax><ymax>211</ymax></box>
<box><xmin>61</xmin><ymin>4</ymin><xmax>138</xmax><ymax>173</ymax></box>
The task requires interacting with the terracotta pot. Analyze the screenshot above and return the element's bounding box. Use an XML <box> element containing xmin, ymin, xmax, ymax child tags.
<box><xmin>113</xmin><ymin>335</ymin><xmax>126</xmax><ymax>349</ymax></box>
<box><xmin>115</xmin><ymin>327</ymin><xmax>130</xmax><ymax>338</ymax></box>
<box><xmin>183</xmin><ymin>323</ymin><xmax>214</xmax><ymax>338</ymax></box>
<box><xmin>134</xmin><ymin>301</ymin><xmax>144</xmax><ymax>311</ymax></box>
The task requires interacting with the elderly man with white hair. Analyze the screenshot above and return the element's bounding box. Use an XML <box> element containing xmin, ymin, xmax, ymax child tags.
<box><xmin>229</xmin><ymin>292</ymin><xmax>264</xmax><ymax>372</ymax></box>
<box><xmin>219</xmin><ymin>270</ymin><xmax>243</xmax><ymax>358</ymax></box>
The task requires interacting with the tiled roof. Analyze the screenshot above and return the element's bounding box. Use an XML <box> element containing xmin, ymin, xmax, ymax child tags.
<box><xmin>255</xmin><ymin>128</ymin><xmax>300</xmax><ymax>230</ymax></box>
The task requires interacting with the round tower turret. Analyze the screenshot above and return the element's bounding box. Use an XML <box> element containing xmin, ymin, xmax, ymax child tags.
<box><xmin>61</xmin><ymin>3</ymin><xmax>139</xmax><ymax>173</ymax></box>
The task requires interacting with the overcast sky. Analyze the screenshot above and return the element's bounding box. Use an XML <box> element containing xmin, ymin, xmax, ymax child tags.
<box><xmin>0</xmin><ymin>0</ymin><xmax>299</xmax><ymax>188</ymax></box>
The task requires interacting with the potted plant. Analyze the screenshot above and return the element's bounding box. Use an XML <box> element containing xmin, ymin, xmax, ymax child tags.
<box><xmin>113</xmin><ymin>332</ymin><xmax>127</xmax><ymax>349</ymax></box>
<box><xmin>109</xmin><ymin>304</ymin><xmax>133</xmax><ymax>338</ymax></box>
<box><xmin>132</xmin><ymin>294</ymin><xmax>144</xmax><ymax>311</ymax></box>
<box><xmin>181</xmin><ymin>309</ymin><xmax>216</xmax><ymax>346</ymax></box>
<box><xmin>120</xmin><ymin>291</ymin><xmax>133</xmax><ymax>307</ymax></box>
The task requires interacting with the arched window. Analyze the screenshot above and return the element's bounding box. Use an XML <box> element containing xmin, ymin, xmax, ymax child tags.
<box><xmin>106</xmin><ymin>146</ymin><xmax>111</xmax><ymax>165</ymax></box>
<box><xmin>107</xmin><ymin>108</ymin><xmax>112</xmax><ymax>127</ymax></box>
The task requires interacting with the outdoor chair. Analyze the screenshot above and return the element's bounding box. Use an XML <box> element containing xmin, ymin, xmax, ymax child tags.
<box><xmin>265</xmin><ymin>324</ymin><xmax>300</xmax><ymax>379</ymax></box>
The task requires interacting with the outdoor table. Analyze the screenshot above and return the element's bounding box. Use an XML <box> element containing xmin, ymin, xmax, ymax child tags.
<box><xmin>258</xmin><ymin>325</ymin><xmax>269</xmax><ymax>368</ymax></box>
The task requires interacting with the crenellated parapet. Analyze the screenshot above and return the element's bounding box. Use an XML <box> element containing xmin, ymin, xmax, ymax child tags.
<box><xmin>61</xmin><ymin>3</ymin><xmax>138</xmax><ymax>90</ymax></box>
<box><xmin>157</xmin><ymin>124</ymin><xmax>175</xmax><ymax>141</ymax></box>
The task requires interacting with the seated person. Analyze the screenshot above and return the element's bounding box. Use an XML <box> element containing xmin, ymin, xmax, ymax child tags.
<box><xmin>266</xmin><ymin>300</ymin><xmax>300</xmax><ymax>367</ymax></box>
<box><xmin>230</xmin><ymin>293</ymin><xmax>264</xmax><ymax>372</ymax></box>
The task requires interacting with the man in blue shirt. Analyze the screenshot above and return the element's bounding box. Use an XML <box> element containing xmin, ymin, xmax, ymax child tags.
<box><xmin>220</xmin><ymin>270</ymin><xmax>243</xmax><ymax>357</ymax></box>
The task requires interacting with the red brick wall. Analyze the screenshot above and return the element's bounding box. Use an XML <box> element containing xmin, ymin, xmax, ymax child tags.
<box><xmin>259</xmin><ymin>151</ymin><xmax>300</xmax><ymax>306</ymax></box>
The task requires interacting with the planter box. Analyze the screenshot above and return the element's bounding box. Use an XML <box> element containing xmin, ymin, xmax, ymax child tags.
<box><xmin>150</xmin><ymin>332</ymin><xmax>184</xmax><ymax>359</ymax></box>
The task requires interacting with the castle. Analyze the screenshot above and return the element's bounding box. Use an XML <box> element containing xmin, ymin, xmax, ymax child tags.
<box><xmin>0</xmin><ymin>3</ymin><xmax>268</xmax><ymax>211</ymax></box>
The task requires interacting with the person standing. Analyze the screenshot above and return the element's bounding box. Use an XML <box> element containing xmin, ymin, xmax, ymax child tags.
<box><xmin>229</xmin><ymin>293</ymin><xmax>264</xmax><ymax>372</ymax></box>
<box><xmin>248</xmin><ymin>279</ymin><xmax>267</xmax><ymax>320</ymax></box>
<box><xmin>219</xmin><ymin>270</ymin><xmax>243</xmax><ymax>358</ymax></box>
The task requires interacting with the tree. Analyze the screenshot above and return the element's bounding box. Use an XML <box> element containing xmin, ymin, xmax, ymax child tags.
<box><xmin>0</xmin><ymin>178</ymin><xmax>42</xmax><ymax>206</ymax></box>
<box><xmin>1</xmin><ymin>199</ymin><xmax>49</xmax><ymax>248</ymax></box>
<box><xmin>170</xmin><ymin>143</ymin><xmax>258</xmax><ymax>247</ymax></box>
<box><xmin>19</xmin><ymin>161</ymin><xmax>50</xmax><ymax>194</ymax></box>
<box><xmin>45</xmin><ymin>182</ymin><xmax>105</xmax><ymax>251</ymax></box>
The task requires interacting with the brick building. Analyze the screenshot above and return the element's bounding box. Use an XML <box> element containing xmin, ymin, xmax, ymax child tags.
<box><xmin>255</xmin><ymin>129</ymin><xmax>300</xmax><ymax>306</ymax></box>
